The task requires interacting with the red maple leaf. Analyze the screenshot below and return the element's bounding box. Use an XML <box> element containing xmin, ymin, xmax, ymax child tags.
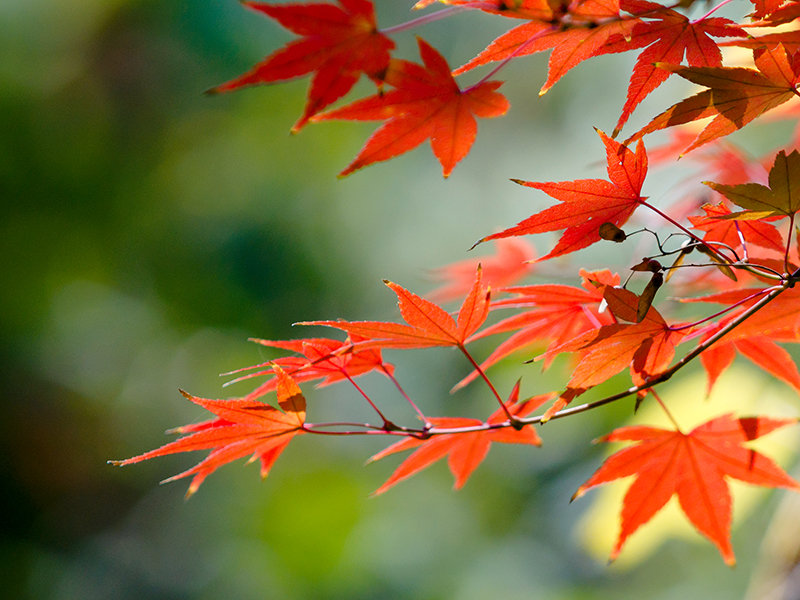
<box><xmin>224</xmin><ymin>335</ymin><xmax>392</xmax><ymax>401</ymax></box>
<box><xmin>682</xmin><ymin>285</ymin><xmax>800</xmax><ymax>340</ymax></box>
<box><xmin>747</xmin><ymin>0</ymin><xmax>800</xmax><ymax>25</ymax></box>
<box><xmin>452</xmin><ymin>269</ymin><xmax>618</xmax><ymax>391</ymax></box>
<box><xmin>698</xmin><ymin>334</ymin><xmax>800</xmax><ymax>394</ymax></box>
<box><xmin>573</xmin><ymin>414</ymin><xmax>800</xmax><ymax>565</ymax></box>
<box><xmin>300</xmin><ymin>266</ymin><xmax>490</xmax><ymax>349</ymax></box>
<box><xmin>479</xmin><ymin>130</ymin><xmax>648</xmax><ymax>260</ymax></box>
<box><xmin>369</xmin><ymin>382</ymin><xmax>550</xmax><ymax>493</ymax></box>
<box><xmin>749</xmin><ymin>0</ymin><xmax>789</xmax><ymax>20</ymax></box>
<box><xmin>600</xmin><ymin>0</ymin><xmax>745</xmax><ymax>135</ymax></box>
<box><xmin>628</xmin><ymin>44</ymin><xmax>800</xmax><ymax>154</ymax></box>
<box><xmin>681</xmin><ymin>285</ymin><xmax>800</xmax><ymax>393</ymax></box>
<box><xmin>540</xmin><ymin>285</ymin><xmax>686</xmax><ymax>419</ymax></box>
<box><xmin>111</xmin><ymin>366</ymin><xmax>307</xmax><ymax>497</ymax></box>
<box><xmin>722</xmin><ymin>30</ymin><xmax>800</xmax><ymax>55</ymax></box>
<box><xmin>210</xmin><ymin>0</ymin><xmax>394</xmax><ymax>132</ymax></box>
<box><xmin>312</xmin><ymin>38</ymin><xmax>509</xmax><ymax>177</ymax></box>
<box><xmin>688</xmin><ymin>202</ymin><xmax>784</xmax><ymax>254</ymax></box>
<box><xmin>454</xmin><ymin>0</ymin><xmax>640</xmax><ymax>95</ymax></box>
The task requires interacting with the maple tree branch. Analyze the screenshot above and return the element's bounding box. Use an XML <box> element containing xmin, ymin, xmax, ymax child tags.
<box><xmin>668</xmin><ymin>286</ymin><xmax>776</xmax><ymax>332</ymax></box>
<box><xmin>639</xmin><ymin>199</ymin><xmax>725</xmax><ymax>259</ymax></box>
<box><xmin>515</xmin><ymin>276</ymin><xmax>797</xmax><ymax>425</ymax></box>
<box><xmin>303</xmin><ymin>422</ymin><xmax>413</xmax><ymax>436</ymax></box>
<box><xmin>633</xmin><ymin>206</ymin><xmax>783</xmax><ymax>280</ymax></box>
<box><xmin>665</xmin><ymin>260</ymin><xmax>783</xmax><ymax>279</ymax></box>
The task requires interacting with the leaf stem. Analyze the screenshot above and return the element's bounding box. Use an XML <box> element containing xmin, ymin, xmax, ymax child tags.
<box><xmin>379</xmin><ymin>6</ymin><xmax>468</xmax><ymax>35</ymax></box>
<box><xmin>651</xmin><ymin>389</ymin><xmax>682</xmax><ymax>432</ymax></box>
<box><xmin>463</xmin><ymin>25</ymin><xmax>558</xmax><ymax>93</ymax></box>
<box><xmin>341</xmin><ymin>370</ymin><xmax>397</xmax><ymax>429</ymax></box>
<box><xmin>458</xmin><ymin>343</ymin><xmax>514</xmax><ymax>420</ymax></box>
<box><xmin>381</xmin><ymin>364</ymin><xmax>431</xmax><ymax>427</ymax></box>
<box><xmin>785</xmin><ymin>213</ymin><xmax>795</xmax><ymax>274</ymax></box>
<box><xmin>692</xmin><ymin>0</ymin><xmax>735</xmax><ymax>23</ymax></box>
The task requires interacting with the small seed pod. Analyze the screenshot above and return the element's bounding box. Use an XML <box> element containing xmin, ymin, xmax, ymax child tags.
<box><xmin>631</xmin><ymin>258</ymin><xmax>663</xmax><ymax>273</ymax></box>
<box><xmin>599</xmin><ymin>222</ymin><xmax>627</xmax><ymax>243</ymax></box>
<box><xmin>637</xmin><ymin>271</ymin><xmax>663</xmax><ymax>322</ymax></box>
<box><xmin>664</xmin><ymin>240</ymin><xmax>694</xmax><ymax>283</ymax></box>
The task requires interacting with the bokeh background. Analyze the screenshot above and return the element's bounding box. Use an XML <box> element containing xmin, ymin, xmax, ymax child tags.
<box><xmin>3</xmin><ymin>0</ymin><xmax>800</xmax><ymax>598</ymax></box>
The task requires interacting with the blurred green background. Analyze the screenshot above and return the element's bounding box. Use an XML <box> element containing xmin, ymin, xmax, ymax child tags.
<box><xmin>3</xmin><ymin>0</ymin><xmax>799</xmax><ymax>598</ymax></box>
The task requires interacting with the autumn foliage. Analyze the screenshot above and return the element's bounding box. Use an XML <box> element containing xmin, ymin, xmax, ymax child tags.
<box><xmin>115</xmin><ymin>0</ymin><xmax>800</xmax><ymax>567</ymax></box>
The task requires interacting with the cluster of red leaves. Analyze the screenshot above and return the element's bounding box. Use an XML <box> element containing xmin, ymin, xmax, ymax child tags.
<box><xmin>112</xmin><ymin>366</ymin><xmax>308</xmax><ymax>498</ymax></box>
<box><xmin>117</xmin><ymin>0</ymin><xmax>800</xmax><ymax>567</ymax></box>
<box><xmin>211</xmin><ymin>0</ymin><xmax>800</xmax><ymax>177</ymax></box>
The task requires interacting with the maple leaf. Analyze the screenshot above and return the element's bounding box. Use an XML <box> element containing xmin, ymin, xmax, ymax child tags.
<box><xmin>682</xmin><ymin>284</ymin><xmax>800</xmax><ymax>341</ymax></box>
<box><xmin>599</xmin><ymin>0</ymin><xmax>745</xmax><ymax>135</ymax></box>
<box><xmin>110</xmin><ymin>366</ymin><xmax>306</xmax><ymax>497</ymax></box>
<box><xmin>369</xmin><ymin>382</ymin><xmax>550</xmax><ymax>493</ymax></box>
<box><xmin>209</xmin><ymin>0</ymin><xmax>394</xmax><ymax>132</ymax></box>
<box><xmin>478</xmin><ymin>130</ymin><xmax>648</xmax><ymax>260</ymax></box>
<box><xmin>688</xmin><ymin>202</ymin><xmax>784</xmax><ymax>254</ymax></box>
<box><xmin>705</xmin><ymin>149</ymin><xmax>800</xmax><ymax>220</ymax></box>
<box><xmin>681</xmin><ymin>286</ymin><xmax>800</xmax><ymax>393</ymax></box>
<box><xmin>454</xmin><ymin>0</ymin><xmax>640</xmax><ymax>94</ymax></box>
<box><xmin>540</xmin><ymin>286</ymin><xmax>685</xmax><ymax>420</ymax></box>
<box><xmin>428</xmin><ymin>238</ymin><xmax>536</xmax><ymax>302</ymax></box>
<box><xmin>224</xmin><ymin>335</ymin><xmax>392</xmax><ymax>401</ymax></box>
<box><xmin>573</xmin><ymin>414</ymin><xmax>800</xmax><ymax>565</ymax></box>
<box><xmin>746</xmin><ymin>0</ymin><xmax>800</xmax><ymax>26</ymax></box>
<box><xmin>312</xmin><ymin>37</ymin><xmax>509</xmax><ymax>177</ymax></box>
<box><xmin>452</xmin><ymin>269</ymin><xmax>618</xmax><ymax>391</ymax></box>
<box><xmin>722</xmin><ymin>30</ymin><xmax>800</xmax><ymax>55</ymax></box>
<box><xmin>627</xmin><ymin>44</ymin><xmax>800</xmax><ymax>154</ymax></box>
<box><xmin>300</xmin><ymin>265</ymin><xmax>490</xmax><ymax>349</ymax></box>
<box><xmin>699</xmin><ymin>334</ymin><xmax>800</xmax><ymax>395</ymax></box>
<box><xmin>749</xmin><ymin>0</ymin><xmax>789</xmax><ymax>20</ymax></box>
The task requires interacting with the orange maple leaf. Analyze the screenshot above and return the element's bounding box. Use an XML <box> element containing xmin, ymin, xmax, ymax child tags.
<box><xmin>300</xmin><ymin>266</ymin><xmax>491</xmax><ymax>349</ymax></box>
<box><xmin>110</xmin><ymin>366</ymin><xmax>306</xmax><ymax>497</ymax></box>
<box><xmin>312</xmin><ymin>37</ymin><xmax>509</xmax><ymax>177</ymax></box>
<box><xmin>573</xmin><ymin>414</ymin><xmax>800</xmax><ymax>565</ymax></box>
<box><xmin>454</xmin><ymin>0</ymin><xmax>639</xmax><ymax>94</ymax></box>
<box><xmin>627</xmin><ymin>44</ymin><xmax>800</xmax><ymax>154</ymax></box>
<box><xmin>540</xmin><ymin>286</ymin><xmax>686</xmax><ymax>420</ymax></box>
<box><xmin>600</xmin><ymin>0</ymin><xmax>745</xmax><ymax>135</ymax></box>
<box><xmin>225</xmin><ymin>335</ymin><xmax>392</xmax><ymax>401</ymax></box>
<box><xmin>210</xmin><ymin>0</ymin><xmax>394</xmax><ymax>132</ymax></box>
<box><xmin>479</xmin><ymin>130</ymin><xmax>648</xmax><ymax>260</ymax></box>
<box><xmin>688</xmin><ymin>202</ymin><xmax>784</xmax><ymax>254</ymax></box>
<box><xmin>369</xmin><ymin>382</ymin><xmax>550</xmax><ymax>493</ymax></box>
<box><xmin>452</xmin><ymin>269</ymin><xmax>619</xmax><ymax>391</ymax></box>
<box><xmin>681</xmin><ymin>285</ymin><xmax>800</xmax><ymax>393</ymax></box>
